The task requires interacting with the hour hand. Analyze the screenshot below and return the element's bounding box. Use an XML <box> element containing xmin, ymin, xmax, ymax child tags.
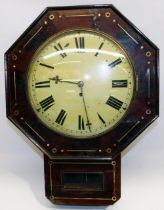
<box><xmin>49</xmin><ymin>76</ymin><xmax>80</xmax><ymax>85</ymax></box>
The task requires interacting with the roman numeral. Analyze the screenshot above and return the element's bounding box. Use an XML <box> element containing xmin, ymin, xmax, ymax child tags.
<box><xmin>78</xmin><ymin>115</ymin><xmax>85</xmax><ymax>130</ymax></box>
<box><xmin>54</xmin><ymin>43</ymin><xmax>67</xmax><ymax>58</ymax></box>
<box><xmin>94</xmin><ymin>42</ymin><xmax>104</xmax><ymax>56</ymax></box>
<box><xmin>75</xmin><ymin>37</ymin><xmax>85</xmax><ymax>49</ymax></box>
<box><xmin>35</xmin><ymin>81</ymin><xmax>50</xmax><ymax>88</ymax></box>
<box><xmin>108</xmin><ymin>58</ymin><xmax>122</xmax><ymax>69</ymax></box>
<box><xmin>39</xmin><ymin>63</ymin><xmax>54</xmax><ymax>69</ymax></box>
<box><xmin>97</xmin><ymin>113</ymin><xmax>106</xmax><ymax>124</ymax></box>
<box><xmin>55</xmin><ymin>109</ymin><xmax>67</xmax><ymax>125</ymax></box>
<box><xmin>40</xmin><ymin>95</ymin><xmax>55</xmax><ymax>111</ymax></box>
<box><xmin>106</xmin><ymin>96</ymin><xmax>123</xmax><ymax>110</ymax></box>
<box><xmin>112</xmin><ymin>80</ymin><xmax>128</xmax><ymax>88</ymax></box>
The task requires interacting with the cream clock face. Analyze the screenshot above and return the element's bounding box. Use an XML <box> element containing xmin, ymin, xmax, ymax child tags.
<box><xmin>27</xmin><ymin>29</ymin><xmax>135</xmax><ymax>138</ymax></box>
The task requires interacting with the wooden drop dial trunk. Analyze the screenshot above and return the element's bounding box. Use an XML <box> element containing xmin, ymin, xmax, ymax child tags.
<box><xmin>5</xmin><ymin>5</ymin><xmax>159</xmax><ymax>205</ymax></box>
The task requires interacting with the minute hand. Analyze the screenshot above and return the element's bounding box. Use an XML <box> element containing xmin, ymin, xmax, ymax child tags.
<box><xmin>78</xmin><ymin>82</ymin><xmax>92</xmax><ymax>132</ymax></box>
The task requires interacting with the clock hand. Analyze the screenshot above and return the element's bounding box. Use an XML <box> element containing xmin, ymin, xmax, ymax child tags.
<box><xmin>78</xmin><ymin>81</ymin><xmax>92</xmax><ymax>132</ymax></box>
<box><xmin>49</xmin><ymin>76</ymin><xmax>80</xmax><ymax>85</ymax></box>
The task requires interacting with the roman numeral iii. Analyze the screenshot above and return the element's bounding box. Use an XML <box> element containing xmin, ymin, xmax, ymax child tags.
<box><xmin>112</xmin><ymin>80</ymin><xmax>128</xmax><ymax>88</ymax></box>
<box><xmin>106</xmin><ymin>96</ymin><xmax>123</xmax><ymax>110</ymax></box>
<box><xmin>40</xmin><ymin>95</ymin><xmax>55</xmax><ymax>111</ymax></box>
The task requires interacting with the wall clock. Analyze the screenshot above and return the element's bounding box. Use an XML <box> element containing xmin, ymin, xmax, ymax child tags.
<box><xmin>5</xmin><ymin>5</ymin><xmax>159</xmax><ymax>205</ymax></box>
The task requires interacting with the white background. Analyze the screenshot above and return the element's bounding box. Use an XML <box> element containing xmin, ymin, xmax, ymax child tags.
<box><xmin>0</xmin><ymin>0</ymin><xmax>163</xmax><ymax>210</ymax></box>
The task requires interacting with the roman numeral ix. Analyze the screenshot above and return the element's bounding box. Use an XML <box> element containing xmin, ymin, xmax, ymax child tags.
<box><xmin>106</xmin><ymin>96</ymin><xmax>123</xmax><ymax>110</ymax></box>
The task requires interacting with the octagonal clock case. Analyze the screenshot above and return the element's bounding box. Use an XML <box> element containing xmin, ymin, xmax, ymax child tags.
<box><xmin>5</xmin><ymin>5</ymin><xmax>159</xmax><ymax>206</ymax></box>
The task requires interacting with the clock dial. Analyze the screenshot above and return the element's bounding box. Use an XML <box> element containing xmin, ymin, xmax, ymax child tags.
<box><xmin>27</xmin><ymin>29</ymin><xmax>135</xmax><ymax>138</ymax></box>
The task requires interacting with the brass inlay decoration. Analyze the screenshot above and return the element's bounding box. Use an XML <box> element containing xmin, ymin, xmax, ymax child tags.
<box><xmin>48</xmin><ymin>161</ymin><xmax>54</xmax><ymax>199</ymax></box>
<box><xmin>66</xmin><ymin>149</ymin><xmax>97</xmax><ymax>152</ymax></box>
<box><xmin>23</xmin><ymin>26</ymin><xmax>43</xmax><ymax>48</ymax></box>
<box><xmin>146</xmin><ymin>109</ymin><xmax>151</xmax><ymax>115</ymax></box>
<box><xmin>65</xmin><ymin>14</ymin><xmax>95</xmax><ymax>17</ymax></box>
<box><xmin>12</xmin><ymin>54</ymin><xmax>17</xmax><ymax>61</ymax></box>
<box><xmin>24</xmin><ymin>121</ymin><xmax>46</xmax><ymax>142</ymax></box>
<box><xmin>118</xmin><ymin>121</ymin><xmax>141</xmax><ymax>142</ymax></box>
<box><xmin>54</xmin><ymin>196</ymin><xmax>114</xmax><ymax>201</ymax></box>
<box><xmin>112</xmin><ymin>196</ymin><xmax>117</xmax><ymax>201</ymax></box>
<box><xmin>106</xmin><ymin>148</ymin><xmax>111</xmax><ymax>153</ymax></box>
<box><xmin>117</xmin><ymin>23</ymin><xmax>139</xmax><ymax>45</ymax></box>
<box><xmin>112</xmin><ymin>161</ymin><xmax>116</xmax><ymax>166</ymax></box>
<box><xmin>136</xmin><ymin>75</ymin><xmax>139</xmax><ymax>92</ymax></box>
<box><xmin>113</xmin><ymin>162</ymin><xmax>116</xmax><ymax>196</ymax></box>
<box><xmin>147</xmin><ymin>68</ymin><xmax>151</xmax><ymax>98</ymax></box>
<box><xmin>13</xmin><ymin>71</ymin><xmax>17</xmax><ymax>101</ymax></box>
<box><xmin>52</xmin><ymin>148</ymin><xmax>57</xmax><ymax>153</ymax></box>
<box><xmin>49</xmin><ymin>14</ymin><xmax>55</xmax><ymax>20</ymax></box>
<box><xmin>105</xmin><ymin>12</ymin><xmax>111</xmax><ymax>18</ymax></box>
<box><xmin>14</xmin><ymin>110</ymin><xmax>19</xmax><ymax>116</ymax></box>
<box><xmin>48</xmin><ymin>161</ymin><xmax>53</xmax><ymax>165</ymax></box>
<box><xmin>146</xmin><ymin>51</ymin><xmax>152</xmax><ymax>57</ymax></box>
